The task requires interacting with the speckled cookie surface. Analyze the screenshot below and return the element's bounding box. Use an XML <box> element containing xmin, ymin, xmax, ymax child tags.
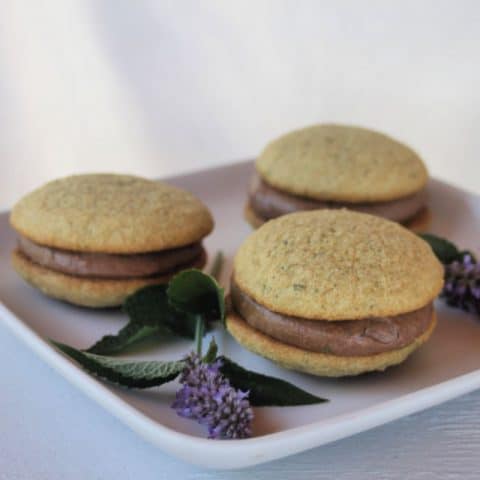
<box><xmin>234</xmin><ymin>210</ymin><xmax>443</xmax><ymax>320</ymax></box>
<box><xmin>226</xmin><ymin>310</ymin><xmax>436</xmax><ymax>377</ymax></box>
<box><xmin>12</xmin><ymin>249</ymin><xmax>206</xmax><ymax>307</ymax></box>
<box><xmin>256</xmin><ymin>124</ymin><xmax>428</xmax><ymax>202</ymax></box>
<box><xmin>10</xmin><ymin>174</ymin><xmax>214</xmax><ymax>253</ymax></box>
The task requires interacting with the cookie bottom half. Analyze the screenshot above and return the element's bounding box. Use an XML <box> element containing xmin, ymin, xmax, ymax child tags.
<box><xmin>11</xmin><ymin>248</ymin><xmax>206</xmax><ymax>308</ymax></box>
<box><xmin>226</xmin><ymin>309</ymin><xmax>436</xmax><ymax>377</ymax></box>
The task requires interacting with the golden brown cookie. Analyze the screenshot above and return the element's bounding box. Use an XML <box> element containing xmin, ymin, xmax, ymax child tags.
<box><xmin>10</xmin><ymin>174</ymin><xmax>214</xmax><ymax>253</ymax></box>
<box><xmin>230</xmin><ymin>209</ymin><xmax>442</xmax><ymax>376</ymax></box>
<box><xmin>226</xmin><ymin>309</ymin><xmax>436</xmax><ymax>377</ymax></box>
<box><xmin>256</xmin><ymin>124</ymin><xmax>427</xmax><ymax>203</ymax></box>
<box><xmin>10</xmin><ymin>173</ymin><xmax>214</xmax><ymax>307</ymax></box>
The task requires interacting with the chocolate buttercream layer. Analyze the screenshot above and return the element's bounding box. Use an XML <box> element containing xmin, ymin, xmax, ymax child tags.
<box><xmin>230</xmin><ymin>279</ymin><xmax>433</xmax><ymax>356</ymax></box>
<box><xmin>249</xmin><ymin>173</ymin><xmax>427</xmax><ymax>223</ymax></box>
<box><xmin>18</xmin><ymin>236</ymin><xmax>203</xmax><ymax>279</ymax></box>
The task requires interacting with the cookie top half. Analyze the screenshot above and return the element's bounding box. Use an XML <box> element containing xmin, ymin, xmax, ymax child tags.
<box><xmin>10</xmin><ymin>174</ymin><xmax>214</xmax><ymax>253</ymax></box>
<box><xmin>233</xmin><ymin>210</ymin><xmax>443</xmax><ymax>321</ymax></box>
<box><xmin>256</xmin><ymin>124</ymin><xmax>428</xmax><ymax>202</ymax></box>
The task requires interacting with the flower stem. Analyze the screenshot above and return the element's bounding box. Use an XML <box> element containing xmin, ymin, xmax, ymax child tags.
<box><xmin>195</xmin><ymin>315</ymin><xmax>204</xmax><ymax>356</ymax></box>
<box><xmin>208</xmin><ymin>251</ymin><xmax>224</xmax><ymax>281</ymax></box>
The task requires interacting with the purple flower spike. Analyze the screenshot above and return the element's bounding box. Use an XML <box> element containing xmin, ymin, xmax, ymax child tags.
<box><xmin>172</xmin><ymin>353</ymin><xmax>253</xmax><ymax>439</ymax></box>
<box><xmin>442</xmin><ymin>253</ymin><xmax>480</xmax><ymax>315</ymax></box>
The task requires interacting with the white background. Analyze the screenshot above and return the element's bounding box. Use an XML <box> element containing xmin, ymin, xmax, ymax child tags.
<box><xmin>2</xmin><ymin>1</ymin><xmax>480</xmax><ymax>478</ymax></box>
<box><xmin>1</xmin><ymin>0</ymin><xmax>480</xmax><ymax>210</ymax></box>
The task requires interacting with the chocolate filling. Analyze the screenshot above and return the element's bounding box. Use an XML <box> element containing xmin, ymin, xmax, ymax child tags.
<box><xmin>248</xmin><ymin>173</ymin><xmax>427</xmax><ymax>223</ymax></box>
<box><xmin>18</xmin><ymin>235</ymin><xmax>203</xmax><ymax>279</ymax></box>
<box><xmin>231</xmin><ymin>279</ymin><xmax>433</xmax><ymax>356</ymax></box>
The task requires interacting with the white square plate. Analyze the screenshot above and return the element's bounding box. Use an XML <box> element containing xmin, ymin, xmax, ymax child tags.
<box><xmin>1</xmin><ymin>160</ymin><xmax>480</xmax><ymax>469</ymax></box>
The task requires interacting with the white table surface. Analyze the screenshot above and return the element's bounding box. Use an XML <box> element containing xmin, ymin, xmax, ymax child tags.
<box><xmin>2</xmin><ymin>317</ymin><xmax>480</xmax><ymax>479</ymax></box>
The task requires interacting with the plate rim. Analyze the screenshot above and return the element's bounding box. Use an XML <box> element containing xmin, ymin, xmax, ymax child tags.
<box><xmin>2</xmin><ymin>299</ymin><xmax>480</xmax><ymax>469</ymax></box>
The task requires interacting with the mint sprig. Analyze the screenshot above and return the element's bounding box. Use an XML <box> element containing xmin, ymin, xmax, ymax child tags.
<box><xmin>53</xmin><ymin>341</ymin><xmax>184</xmax><ymax>388</ymax></box>
<box><xmin>53</xmin><ymin>339</ymin><xmax>326</xmax><ymax>406</ymax></box>
<box><xmin>50</xmin><ymin>249</ymin><xmax>330</xmax><ymax>437</ymax></box>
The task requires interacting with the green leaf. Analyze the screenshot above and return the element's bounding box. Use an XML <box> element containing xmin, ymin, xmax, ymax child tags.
<box><xmin>419</xmin><ymin>233</ymin><xmax>476</xmax><ymax>264</ymax></box>
<box><xmin>123</xmin><ymin>285</ymin><xmax>169</xmax><ymax>326</ymax></box>
<box><xmin>219</xmin><ymin>357</ymin><xmax>328</xmax><ymax>406</ymax></box>
<box><xmin>84</xmin><ymin>285</ymin><xmax>198</xmax><ymax>356</ymax></box>
<box><xmin>86</xmin><ymin>323</ymin><xmax>163</xmax><ymax>355</ymax></box>
<box><xmin>52</xmin><ymin>341</ymin><xmax>184</xmax><ymax>389</ymax></box>
<box><xmin>202</xmin><ymin>338</ymin><xmax>218</xmax><ymax>363</ymax></box>
<box><xmin>167</xmin><ymin>270</ymin><xmax>225</xmax><ymax>323</ymax></box>
<box><xmin>124</xmin><ymin>284</ymin><xmax>197</xmax><ymax>338</ymax></box>
<box><xmin>419</xmin><ymin>233</ymin><xmax>462</xmax><ymax>264</ymax></box>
